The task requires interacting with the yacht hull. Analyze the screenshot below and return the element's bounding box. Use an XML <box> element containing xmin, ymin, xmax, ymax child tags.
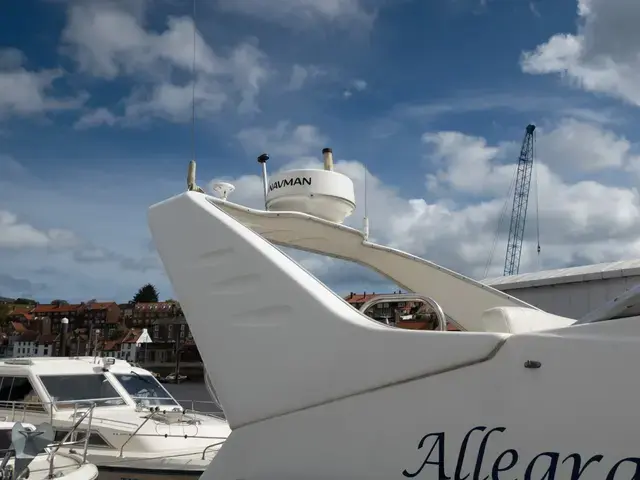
<box><xmin>148</xmin><ymin>192</ymin><xmax>640</xmax><ymax>479</ymax></box>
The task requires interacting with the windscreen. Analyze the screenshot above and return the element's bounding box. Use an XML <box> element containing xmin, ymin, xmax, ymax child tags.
<box><xmin>113</xmin><ymin>373</ymin><xmax>179</xmax><ymax>407</ymax></box>
<box><xmin>39</xmin><ymin>374</ymin><xmax>126</xmax><ymax>409</ymax></box>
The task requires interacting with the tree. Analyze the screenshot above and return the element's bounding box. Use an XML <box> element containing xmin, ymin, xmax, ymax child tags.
<box><xmin>14</xmin><ymin>298</ymin><xmax>36</xmax><ymax>305</ymax></box>
<box><xmin>132</xmin><ymin>284</ymin><xmax>159</xmax><ymax>303</ymax></box>
<box><xmin>0</xmin><ymin>304</ymin><xmax>10</xmax><ymax>325</ymax></box>
<box><xmin>51</xmin><ymin>299</ymin><xmax>69</xmax><ymax>306</ymax></box>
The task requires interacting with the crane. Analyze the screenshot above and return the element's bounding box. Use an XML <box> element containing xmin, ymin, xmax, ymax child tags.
<box><xmin>503</xmin><ymin>124</ymin><xmax>537</xmax><ymax>276</ymax></box>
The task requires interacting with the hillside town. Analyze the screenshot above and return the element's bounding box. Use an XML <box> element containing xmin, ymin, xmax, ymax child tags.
<box><xmin>0</xmin><ymin>286</ymin><xmax>454</xmax><ymax>373</ymax></box>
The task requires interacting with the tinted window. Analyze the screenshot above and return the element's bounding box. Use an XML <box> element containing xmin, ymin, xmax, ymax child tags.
<box><xmin>0</xmin><ymin>430</ymin><xmax>11</xmax><ymax>452</ymax></box>
<box><xmin>0</xmin><ymin>377</ymin><xmax>45</xmax><ymax>411</ymax></box>
<box><xmin>113</xmin><ymin>373</ymin><xmax>179</xmax><ymax>407</ymax></box>
<box><xmin>39</xmin><ymin>374</ymin><xmax>125</xmax><ymax>409</ymax></box>
<box><xmin>54</xmin><ymin>429</ymin><xmax>111</xmax><ymax>448</ymax></box>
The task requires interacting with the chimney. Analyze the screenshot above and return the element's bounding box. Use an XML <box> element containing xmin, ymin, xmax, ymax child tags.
<box><xmin>322</xmin><ymin>148</ymin><xmax>334</xmax><ymax>171</ymax></box>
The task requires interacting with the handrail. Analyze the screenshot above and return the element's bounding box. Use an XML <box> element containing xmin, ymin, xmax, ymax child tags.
<box><xmin>358</xmin><ymin>293</ymin><xmax>449</xmax><ymax>331</ymax></box>
<box><xmin>118</xmin><ymin>415</ymin><xmax>153</xmax><ymax>458</ymax></box>
<box><xmin>174</xmin><ymin>399</ymin><xmax>223</xmax><ymax>416</ymax></box>
<box><xmin>201</xmin><ymin>441</ymin><xmax>225</xmax><ymax>460</ymax></box>
<box><xmin>0</xmin><ymin>399</ymin><xmax>228</xmax><ymax>464</ymax></box>
<box><xmin>182</xmin><ymin>409</ymin><xmax>225</xmax><ymax>421</ymax></box>
<box><xmin>47</xmin><ymin>402</ymin><xmax>96</xmax><ymax>478</ymax></box>
<box><xmin>0</xmin><ymin>398</ymin><xmax>224</xmax><ymax>416</ymax></box>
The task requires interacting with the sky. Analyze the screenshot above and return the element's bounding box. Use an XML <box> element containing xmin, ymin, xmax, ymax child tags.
<box><xmin>2</xmin><ymin>0</ymin><xmax>640</xmax><ymax>303</ymax></box>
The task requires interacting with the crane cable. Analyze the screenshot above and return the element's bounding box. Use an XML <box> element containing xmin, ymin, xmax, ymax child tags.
<box><xmin>484</xmin><ymin>129</ymin><xmax>542</xmax><ymax>278</ymax></box>
<box><xmin>483</xmin><ymin>165</ymin><xmax>519</xmax><ymax>279</ymax></box>
<box><xmin>533</xmin><ymin>129</ymin><xmax>541</xmax><ymax>270</ymax></box>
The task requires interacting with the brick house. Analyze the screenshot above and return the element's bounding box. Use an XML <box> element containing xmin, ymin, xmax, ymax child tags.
<box><xmin>32</xmin><ymin>302</ymin><xmax>82</xmax><ymax>334</ymax></box>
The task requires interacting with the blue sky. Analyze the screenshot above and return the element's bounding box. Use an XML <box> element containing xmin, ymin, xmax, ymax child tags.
<box><xmin>2</xmin><ymin>0</ymin><xmax>640</xmax><ymax>303</ymax></box>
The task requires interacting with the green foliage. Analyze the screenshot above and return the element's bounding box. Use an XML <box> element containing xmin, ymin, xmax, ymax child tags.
<box><xmin>0</xmin><ymin>304</ymin><xmax>10</xmax><ymax>324</ymax></box>
<box><xmin>132</xmin><ymin>284</ymin><xmax>160</xmax><ymax>303</ymax></box>
<box><xmin>13</xmin><ymin>298</ymin><xmax>36</xmax><ymax>305</ymax></box>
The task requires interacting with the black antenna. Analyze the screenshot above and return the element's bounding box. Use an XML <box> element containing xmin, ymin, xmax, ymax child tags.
<box><xmin>257</xmin><ymin>153</ymin><xmax>269</xmax><ymax>208</ymax></box>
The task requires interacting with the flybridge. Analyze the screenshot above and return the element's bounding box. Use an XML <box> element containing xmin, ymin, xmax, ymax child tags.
<box><xmin>268</xmin><ymin>177</ymin><xmax>312</xmax><ymax>192</ymax></box>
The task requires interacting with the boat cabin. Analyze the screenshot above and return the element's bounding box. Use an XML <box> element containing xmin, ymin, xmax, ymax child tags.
<box><xmin>0</xmin><ymin>357</ymin><xmax>183</xmax><ymax>445</ymax></box>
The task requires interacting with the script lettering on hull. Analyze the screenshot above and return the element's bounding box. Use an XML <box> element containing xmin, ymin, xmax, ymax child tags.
<box><xmin>402</xmin><ymin>426</ymin><xmax>640</xmax><ymax>479</ymax></box>
<box><xmin>268</xmin><ymin>177</ymin><xmax>312</xmax><ymax>192</ymax></box>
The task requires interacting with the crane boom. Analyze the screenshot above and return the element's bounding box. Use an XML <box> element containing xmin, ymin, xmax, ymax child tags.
<box><xmin>504</xmin><ymin>124</ymin><xmax>536</xmax><ymax>276</ymax></box>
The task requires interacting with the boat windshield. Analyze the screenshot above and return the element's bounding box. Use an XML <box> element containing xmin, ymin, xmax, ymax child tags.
<box><xmin>39</xmin><ymin>374</ymin><xmax>126</xmax><ymax>409</ymax></box>
<box><xmin>112</xmin><ymin>372</ymin><xmax>180</xmax><ymax>407</ymax></box>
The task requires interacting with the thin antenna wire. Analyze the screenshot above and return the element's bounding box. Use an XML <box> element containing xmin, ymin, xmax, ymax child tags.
<box><xmin>364</xmin><ymin>166</ymin><xmax>369</xmax><ymax>219</ymax></box>
<box><xmin>363</xmin><ymin>165</ymin><xmax>370</xmax><ymax>239</ymax></box>
<box><xmin>534</xmin><ymin>130</ymin><xmax>541</xmax><ymax>270</ymax></box>
<box><xmin>190</xmin><ymin>0</ymin><xmax>197</xmax><ymax>162</ymax></box>
<box><xmin>484</xmin><ymin>164</ymin><xmax>518</xmax><ymax>279</ymax></box>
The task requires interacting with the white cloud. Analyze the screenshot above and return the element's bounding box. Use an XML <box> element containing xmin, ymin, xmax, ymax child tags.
<box><xmin>343</xmin><ymin>78</ymin><xmax>368</xmax><ymax>98</ymax></box>
<box><xmin>537</xmin><ymin>118</ymin><xmax>639</xmax><ymax>172</ymax></box>
<box><xmin>423</xmin><ymin>131</ymin><xmax>508</xmax><ymax>196</ymax></box>
<box><xmin>74</xmin><ymin>108</ymin><xmax>118</xmax><ymax>130</ymax></box>
<box><xmin>286</xmin><ymin>64</ymin><xmax>326</xmax><ymax>91</ymax></box>
<box><xmin>424</xmin><ymin>120</ymin><xmax>640</xmax><ymax>193</ymax></box>
<box><xmin>352</xmin><ymin>79</ymin><xmax>367</xmax><ymax>91</ymax></box>
<box><xmin>0</xmin><ymin>163</ymin><xmax>174</xmax><ymax>301</ymax></box>
<box><xmin>0</xmin><ymin>211</ymin><xmax>79</xmax><ymax>250</ymax></box>
<box><xmin>235</xmin><ymin>121</ymin><xmax>328</xmax><ymax>159</ymax></box>
<box><xmin>0</xmin><ymin>48</ymin><xmax>87</xmax><ymax>120</ymax></box>
<box><xmin>60</xmin><ymin>1</ymin><xmax>270</xmax><ymax>125</ymax></box>
<box><xmin>216</xmin><ymin>0</ymin><xmax>376</xmax><ymax>29</ymax></box>
<box><xmin>521</xmin><ymin>0</ymin><xmax>640</xmax><ymax>107</ymax></box>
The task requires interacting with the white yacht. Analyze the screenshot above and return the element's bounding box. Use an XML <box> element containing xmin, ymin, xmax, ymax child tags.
<box><xmin>149</xmin><ymin>150</ymin><xmax>640</xmax><ymax>480</ymax></box>
<box><xmin>0</xmin><ymin>420</ymin><xmax>98</xmax><ymax>480</ymax></box>
<box><xmin>0</xmin><ymin>356</ymin><xmax>229</xmax><ymax>480</ymax></box>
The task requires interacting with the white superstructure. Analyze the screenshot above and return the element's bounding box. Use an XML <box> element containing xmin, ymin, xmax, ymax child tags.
<box><xmin>0</xmin><ymin>357</ymin><xmax>229</xmax><ymax>478</ymax></box>
<box><xmin>148</xmin><ymin>154</ymin><xmax>640</xmax><ymax>480</ymax></box>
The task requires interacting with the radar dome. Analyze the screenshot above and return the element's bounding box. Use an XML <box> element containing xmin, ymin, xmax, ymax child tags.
<box><xmin>265</xmin><ymin>168</ymin><xmax>355</xmax><ymax>224</ymax></box>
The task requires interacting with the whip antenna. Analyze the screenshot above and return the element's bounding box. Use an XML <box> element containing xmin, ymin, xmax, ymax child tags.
<box><xmin>363</xmin><ymin>165</ymin><xmax>370</xmax><ymax>240</ymax></box>
<box><xmin>185</xmin><ymin>0</ymin><xmax>204</xmax><ymax>194</ymax></box>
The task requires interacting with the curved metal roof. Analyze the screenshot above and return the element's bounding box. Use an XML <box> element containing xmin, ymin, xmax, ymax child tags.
<box><xmin>482</xmin><ymin>259</ymin><xmax>640</xmax><ymax>290</ymax></box>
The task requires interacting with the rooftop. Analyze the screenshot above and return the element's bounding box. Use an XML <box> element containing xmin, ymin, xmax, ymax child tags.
<box><xmin>86</xmin><ymin>302</ymin><xmax>117</xmax><ymax>311</ymax></box>
<box><xmin>344</xmin><ymin>291</ymin><xmax>405</xmax><ymax>304</ymax></box>
<box><xmin>32</xmin><ymin>303</ymin><xmax>82</xmax><ymax>314</ymax></box>
<box><xmin>482</xmin><ymin>259</ymin><xmax>640</xmax><ymax>290</ymax></box>
<box><xmin>134</xmin><ymin>302</ymin><xmax>174</xmax><ymax>311</ymax></box>
<box><xmin>122</xmin><ymin>328</ymin><xmax>144</xmax><ymax>343</ymax></box>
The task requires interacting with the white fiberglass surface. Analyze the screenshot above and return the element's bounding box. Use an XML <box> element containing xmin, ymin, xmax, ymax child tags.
<box><xmin>39</xmin><ymin>374</ymin><xmax>126</xmax><ymax>409</ymax></box>
<box><xmin>112</xmin><ymin>372</ymin><xmax>179</xmax><ymax>407</ymax></box>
